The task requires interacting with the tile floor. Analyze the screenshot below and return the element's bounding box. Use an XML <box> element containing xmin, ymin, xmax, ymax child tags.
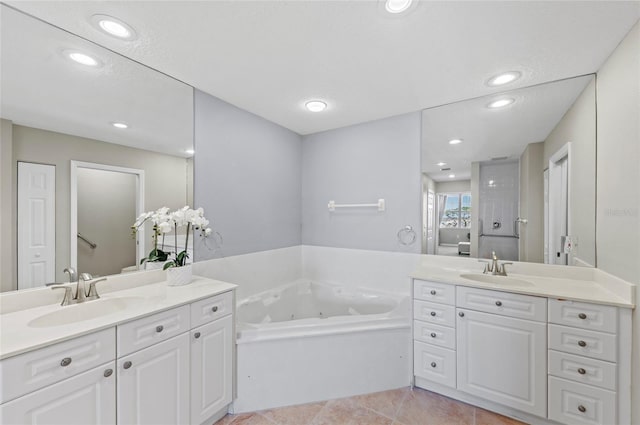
<box><xmin>215</xmin><ymin>387</ymin><xmax>527</xmax><ymax>425</ymax></box>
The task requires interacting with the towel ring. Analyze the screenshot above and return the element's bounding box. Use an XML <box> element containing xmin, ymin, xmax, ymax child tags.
<box><xmin>397</xmin><ymin>225</ymin><xmax>416</xmax><ymax>246</ymax></box>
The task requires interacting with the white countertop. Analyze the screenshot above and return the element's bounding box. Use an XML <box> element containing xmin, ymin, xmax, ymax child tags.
<box><xmin>0</xmin><ymin>276</ymin><xmax>237</xmax><ymax>360</ymax></box>
<box><xmin>411</xmin><ymin>262</ymin><xmax>635</xmax><ymax>308</ymax></box>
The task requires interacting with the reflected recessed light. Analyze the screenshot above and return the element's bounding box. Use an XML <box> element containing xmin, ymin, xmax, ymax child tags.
<box><xmin>65</xmin><ymin>50</ymin><xmax>101</xmax><ymax>67</ymax></box>
<box><xmin>487</xmin><ymin>98</ymin><xmax>515</xmax><ymax>109</ymax></box>
<box><xmin>111</xmin><ymin>122</ymin><xmax>128</xmax><ymax>129</ymax></box>
<box><xmin>185</xmin><ymin>149</ymin><xmax>195</xmax><ymax>155</ymax></box>
<box><xmin>385</xmin><ymin>0</ymin><xmax>413</xmax><ymax>13</ymax></box>
<box><xmin>91</xmin><ymin>14</ymin><xmax>137</xmax><ymax>40</ymax></box>
<box><xmin>449</xmin><ymin>174</ymin><xmax>456</xmax><ymax>179</ymax></box>
<box><xmin>487</xmin><ymin>71</ymin><xmax>521</xmax><ymax>87</ymax></box>
<box><xmin>489</xmin><ymin>180</ymin><xmax>495</xmax><ymax>185</ymax></box>
<box><xmin>437</xmin><ymin>162</ymin><xmax>446</xmax><ymax>166</ymax></box>
<box><xmin>448</xmin><ymin>139</ymin><xmax>463</xmax><ymax>145</ymax></box>
<box><xmin>305</xmin><ymin>100</ymin><xmax>327</xmax><ymax>112</ymax></box>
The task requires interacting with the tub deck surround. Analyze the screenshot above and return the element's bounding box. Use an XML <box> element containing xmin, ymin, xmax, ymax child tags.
<box><xmin>411</xmin><ymin>255</ymin><xmax>635</xmax><ymax>308</ymax></box>
<box><xmin>0</xmin><ymin>275</ymin><xmax>237</xmax><ymax>360</ymax></box>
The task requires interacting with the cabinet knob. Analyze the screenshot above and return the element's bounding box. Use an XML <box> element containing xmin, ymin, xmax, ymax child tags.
<box><xmin>430</xmin><ymin>362</ymin><xmax>437</xmax><ymax>368</ymax></box>
<box><xmin>578</xmin><ymin>340</ymin><xmax>587</xmax><ymax>347</ymax></box>
<box><xmin>458</xmin><ymin>312</ymin><xmax>465</xmax><ymax>317</ymax></box>
<box><xmin>211</xmin><ymin>306</ymin><xmax>219</xmax><ymax>313</ymax></box>
<box><xmin>123</xmin><ymin>361</ymin><xmax>132</xmax><ymax>369</ymax></box>
<box><xmin>430</xmin><ymin>290</ymin><xmax>437</xmax><ymax>295</ymax></box>
<box><xmin>430</xmin><ymin>311</ymin><xmax>436</xmax><ymax>317</ymax></box>
<box><xmin>578</xmin><ymin>368</ymin><xmax>586</xmax><ymax>375</ymax></box>
<box><xmin>104</xmin><ymin>369</ymin><xmax>113</xmax><ymax>378</ymax></box>
<box><xmin>495</xmin><ymin>301</ymin><xmax>502</xmax><ymax>307</ymax></box>
<box><xmin>60</xmin><ymin>357</ymin><xmax>72</xmax><ymax>367</ymax></box>
<box><xmin>156</xmin><ymin>325</ymin><xmax>164</xmax><ymax>333</ymax></box>
<box><xmin>430</xmin><ymin>332</ymin><xmax>436</xmax><ymax>338</ymax></box>
<box><xmin>578</xmin><ymin>405</ymin><xmax>587</xmax><ymax>413</ymax></box>
<box><xmin>194</xmin><ymin>332</ymin><xmax>201</xmax><ymax>339</ymax></box>
<box><xmin>578</xmin><ymin>313</ymin><xmax>587</xmax><ymax>320</ymax></box>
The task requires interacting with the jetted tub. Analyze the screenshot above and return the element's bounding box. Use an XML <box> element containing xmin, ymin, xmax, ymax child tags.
<box><xmin>233</xmin><ymin>279</ymin><xmax>411</xmax><ymax>413</ymax></box>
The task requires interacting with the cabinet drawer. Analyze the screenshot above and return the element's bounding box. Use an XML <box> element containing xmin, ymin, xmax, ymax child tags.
<box><xmin>117</xmin><ymin>305</ymin><xmax>190</xmax><ymax>357</ymax></box>
<box><xmin>190</xmin><ymin>291</ymin><xmax>233</xmax><ymax>328</ymax></box>
<box><xmin>549</xmin><ymin>376</ymin><xmax>616</xmax><ymax>425</ymax></box>
<box><xmin>549</xmin><ymin>299</ymin><xmax>617</xmax><ymax>334</ymax></box>
<box><xmin>549</xmin><ymin>350</ymin><xmax>616</xmax><ymax>391</ymax></box>
<box><xmin>0</xmin><ymin>327</ymin><xmax>115</xmax><ymax>404</ymax></box>
<box><xmin>414</xmin><ymin>300</ymin><xmax>455</xmax><ymax>327</ymax></box>
<box><xmin>413</xmin><ymin>341</ymin><xmax>456</xmax><ymax>388</ymax></box>
<box><xmin>413</xmin><ymin>280</ymin><xmax>455</xmax><ymax>305</ymax></box>
<box><xmin>457</xmin><ymin>286</ymin><xmax>547</xmax><ymax>321</ymax></box>
<box><xmin>413</xmin><ymin>321</ymin><xmax>456</xmax><ymax>349</ymax></box>
<box><xmin>549</xmin><ymin>324</ymin><xmax>617</xmax><ymax>362</ymax></box>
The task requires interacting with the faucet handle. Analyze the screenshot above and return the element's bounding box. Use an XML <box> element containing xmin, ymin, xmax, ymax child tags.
<box><xmin>51</xmin><ymin>285</ymin><xmax>73</xmax><ymax>306</ymax></box>
<box><xmin>499</xmin><ymin>262</ymin><xmax>513</xmax><ymax>276</ymax></box>
<box><xmin>86</xmin><ymin>278</ymin><xmax>107</xmax><ymax>300</ymax></box>
<box><xmin>80</xmin><ymin>273</ymin><xmax>94</xmax><ymax>282</ymax></box>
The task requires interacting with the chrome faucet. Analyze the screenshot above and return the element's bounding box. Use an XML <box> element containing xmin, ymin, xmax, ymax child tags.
<box><xmin>479</xmin><ymin>251</ymin><xmax>513</xmax><ymax>276</ymax></box>
<box><xmin>51</xmin><ymin>270</ymin><xmax>107</xmax><ymax>306</ymax></box>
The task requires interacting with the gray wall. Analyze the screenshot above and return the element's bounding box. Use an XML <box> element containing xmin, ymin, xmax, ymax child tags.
<box><xmin>435</xmin><ymin>180</ymin><xmax>471</xmax><ymax>194</ymax></box>
<box><xmin>301</xmin><ymin>112</ymin><xmax>421</xmax><ymax>253</ymax></box>
<box><xmin>193</xmin><ymin>90</ymin><xmax>302</xmax><ymax>260</ymax></box>
<box><xmin>0</xmin><ymin>119</ymin><xmax>14</xmax><ymax>292</ymax></box>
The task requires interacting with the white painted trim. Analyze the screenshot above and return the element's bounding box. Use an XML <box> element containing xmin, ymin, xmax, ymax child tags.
<box><xmin>70</xmin><ymin>161</ymin><xmax>145</xmax><ymax>271</ymax></box>
<box><xmin>548</xmin><ymin>142</ymin><xmax>571</xmax><ymax>265</ymax></box>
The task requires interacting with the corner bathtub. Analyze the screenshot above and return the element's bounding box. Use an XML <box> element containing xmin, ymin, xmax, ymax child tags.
<box><xmin>232</xmin><ymin>280</ymin><xmax>411</xmax><ymax>413</ymax></box>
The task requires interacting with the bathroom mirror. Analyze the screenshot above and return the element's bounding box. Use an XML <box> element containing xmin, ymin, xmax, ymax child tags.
<box><xmin>421</xmin><ymin>75</ymin><xmax>596</xmax><ymax>267</ymax></box>
<box><xmin>0</xmin><ymin>5</ymin><xmax>194</xmax><ymax>292</ymax></box>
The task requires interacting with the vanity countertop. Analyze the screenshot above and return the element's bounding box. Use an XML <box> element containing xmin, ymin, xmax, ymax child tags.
<box><xmin>0</xmin><ymin>276</ymin><xmax>237</xmax><ymax>360</ymax></box>
<box><xmin>412</xmin><ymin>261</ymin><xmax>635</xmax><ymax>309</ymax></box>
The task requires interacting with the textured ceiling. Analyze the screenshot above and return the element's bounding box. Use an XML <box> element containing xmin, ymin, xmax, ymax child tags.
<box><xmin>5</xmin><ymin>1</ymin><xmax>640</xmax><ymax>136</ymax></box>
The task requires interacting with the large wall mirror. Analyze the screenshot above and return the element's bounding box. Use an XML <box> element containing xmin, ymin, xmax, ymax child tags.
<box><xmin>421</xmin><ymin>75</ymin><xmax>596</xmax><ymax>267</ymax></box>
<box><xmin>0</xmin><ymin>5</ymin><xmax>194</xmax><ymax>292</ymax></box>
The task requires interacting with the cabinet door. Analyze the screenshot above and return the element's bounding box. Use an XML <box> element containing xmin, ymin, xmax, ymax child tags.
<box><xmin>0</xmin><ymin>362</ymin><xmax>116</xmax><ymax>425</ymax></box>
<box><xmin>191</xmin><ymin>315</ymin><xmax>233</xmax><ymax>425</ymax></box>
<box><xmin>118</xmin><ymin>333</ymin><xmax>190</xmax><ymax>425</ymax></box>
<box><xmin>456</xmin><ymin>309</ymin><xmax>546</xmax><ymax>417</ymax></box>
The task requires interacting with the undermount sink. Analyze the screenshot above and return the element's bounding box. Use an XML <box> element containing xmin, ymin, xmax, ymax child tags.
<box><xmin>28</xmin><ymin>296</ymin><xmax>145</xmax><ymax>328</ymax></box>
<box><xmin>460</xmin><ymin>273</ymin><xmax>534</xmax><ymax>287</ymax></box>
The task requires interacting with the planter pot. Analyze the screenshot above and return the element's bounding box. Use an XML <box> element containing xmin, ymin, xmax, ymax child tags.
<box><xmin>145</xmin><ymin>261</ymin><xmax>165</xmax><ymax>271</ymax></box>
<box><xmin>166</xmin><ymin>264</ymin><xmax>193</xmax><ymax>286</ymax></box>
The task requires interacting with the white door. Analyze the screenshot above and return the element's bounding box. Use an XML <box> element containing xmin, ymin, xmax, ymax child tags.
<box><xmin>426</xmin><ymin>191</ymin><xmax>435</xmax><ymax>255</ymax></box>
<box><xmin>118</xmin><ymin>334</ymin><xmax>190</xmax><ymax>425</ymax></box>
<box><xmin>191</xmin><ymin>316</ymin><xmax>233</xmax><ymax>424</ymax></box>
<box><xmin>17</xmin><ymin>162</ymin><xmax>55</xmax><ymax>289</ymax></box>
<box><xmin>456</xmin><ymin>309</ymin><xmax>547</xmax><ymax>417</ymax></box>
<box><xmin>543</xmin><ymin>169</ymin><xmax>549</xmax><ymax>264</ymax></box>
<box><xmin>549</xmin><ymin>153</ymin><xmax>569</xmax><ymax>265</ymax></box>
<box><xmin>0</xmin><ymin>363</ymin><xmax>116</xmax><ymax>425</ymax></box>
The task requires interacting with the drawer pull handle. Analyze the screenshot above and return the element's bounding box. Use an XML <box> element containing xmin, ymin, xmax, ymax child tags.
<box><xmin>430</xmin><ymin>290</ymin><xmax>437</xmax><ymax>295</ymax></box>
<box><xmin>430</xmin><ymin>311</ymin><xmax>436</xmax><ymax>317</ymax></box>
<box><xmin>458</xmin><ymin>312</ymin><xmax>465</xmax><ymax>317</ymax></box>
<box><xmin>212</xmin><ymin>306</ymin><xmax>219</xmax><ymax>313</ymax></box>
<box><xmin>578</xmin><ymin>313</ymin><xmax>587</xmax><ymax>320</ymax></box>
<box><xmin>430</xmin><ymin>362</ymin><xmax>437</xmax><ymax>368</ymax></box>
<box><xmin>104</xmin><ymin>369</ymin><xmax>113</xmax><ymax>378</ymax></box>
<box><xmin>60</xmin><ymin>357</ymin><xmax>72</xmax><ymax>367</ymax></box>
<box><xmin>156</xmin><ymin>325</ymin><xmax>164</xmax><ymax>333</ymax></box>
<box><xmin>495</xmin><ymin>301</ymin><xmax>502</xmax><ymax>306</ymax></box>
<box><xmin>578</xmin><ymin>405</ymin><xmax>587</xmax><ymax>413</ymax></box>
<box><xmin>194</xmin><ymin>332</ymin><xmax>201</xmax><ymax>339</ymax></box>
<box><xmin>430</xmin><ymin>332</ymin><xmax>437</xmax><ymax>338</ymax></box>
<box><xmin>123</xmin><ymin>361</ymin><xmax>132</xmax><ymax>369</ymax></box>
<box><xmin>578</xmin><ymin>368</ymin><xmax>586</xmax><ymax>375</ymax></box>
<box><xmin>578</xmin><ymin>340</ymin><xmax>587</xmax><ymax>347</ymax></box>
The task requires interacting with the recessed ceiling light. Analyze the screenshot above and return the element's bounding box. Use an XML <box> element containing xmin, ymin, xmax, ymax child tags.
<box><xmin>449</xmin><ymin>174</ymin><xmax>456</xmax><ymax>179</ymax></box>
<box><xmin>185</xmin><ymin>149</ymin><xmax>195</xmax><ymax>155</ymax></box>
<box><xmin>91</xmin><ymin>14</ymin><xmax>137</xmax><ymax>40</ymax></box>
<box><xmin>436</xmin><ymin>162</ymin><xmax>446</xmax><ymax>166</ymax></box>
<box><xmin>487</xmin><ymin>71</ymin><xmax>521</xmax><ymax>87</ymax></box>
<box><xmin>448</xmin><ymin>139</ymin><xmax>463</xmax><ymax>145</ymax></box>
<box><xmin>65</xmin><ymin>50</ymin><xmax>101</xmax><ymax>67</ymax></box>
<box><xmin>111</xmin><ymin>122</ymin><xmax>128</xmax><ymax>129</ymax></box>
<box><xmin>487</xmin><ymin>98</ymin><xmax>515</xmax><ymax>109</ymax></box>
<box><xmin>489</xmin><ymin>180</ymin><xmax>495</xmax><ymax>185</ymax></box>
<box><xmin>305</xmin><ymin>100</ymin><xmax>327</xmax><ymax>112</ymax></box>
<box><xmin>385</xmin><ymin>0</ymin><xmax>413</xmax><ymax>13</ymax></box>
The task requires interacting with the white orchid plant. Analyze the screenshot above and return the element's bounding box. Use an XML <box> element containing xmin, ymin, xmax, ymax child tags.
<box><xmin>132</xmin><ymin>206</ymin><xmax>212</xmax><ymax>269</ymax></box>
